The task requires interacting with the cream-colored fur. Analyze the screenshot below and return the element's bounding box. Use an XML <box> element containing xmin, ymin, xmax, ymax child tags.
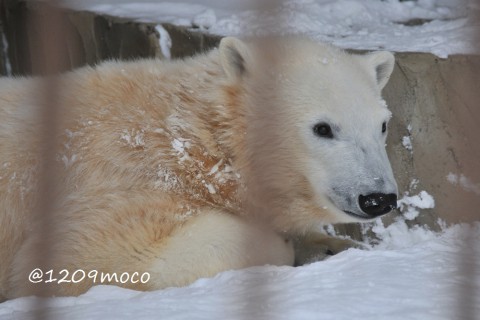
<box><xmin>146</xmin><ymin>211</ymin><xmax>294</xmax><ymax>289</ymax></box>
<box><xmin>0</xmin><ymin>36</ymin><xmax>395</xmax><ymax>299</ymax></box>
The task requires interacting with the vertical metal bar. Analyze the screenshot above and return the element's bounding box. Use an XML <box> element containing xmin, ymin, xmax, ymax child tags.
<box><xmin>241</xmin><ymin>1</ymin><xmax>287</xmax><ymax>319</ymax></box>
<box><xmin>28</xmin><ymin>1</ymin><xmax>68</xmax><ymax>319</ymax></box>
<box><xmin>456</xmin><ymin>14</ymin><xmax>480</xmax><ymax>320</ymax></box>
<box><xmin>457</xmin><ymin>229</ymin><xmax>477</xmax><ymax>320</ymax></box>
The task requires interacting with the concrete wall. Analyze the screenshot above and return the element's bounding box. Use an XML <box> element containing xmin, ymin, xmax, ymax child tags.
<box><xmin>0</xmin><ymin>1</ymin><xmax>221</xmax><ymax>76</ymax></box>
<box><xmin>1</xmin><ymin>2</ymin><xmax>478</xmax><ymax>229</ymax></box>
<box><xmin>385</xmin><ymin>53</ymin><xmax>480</xmax><ymax>224</ymax></box>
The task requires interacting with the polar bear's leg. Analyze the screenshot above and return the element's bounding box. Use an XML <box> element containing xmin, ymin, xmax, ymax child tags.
<box><xmin>145</xmin><ymin>211</ymin><xmax>295</xmax><ymax>289</ymax></box>
<box><xmin>6</xmin><ymin>208</ymin><xmax>293</xmax><ymax>298</ymax></box>
<box><xmin>293</xmin><ymin>233</ymin><xmax>364</xmax><ymax>266</ymax></box>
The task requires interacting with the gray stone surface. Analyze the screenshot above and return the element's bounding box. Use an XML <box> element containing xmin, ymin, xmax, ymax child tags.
<box><xmin>385</xmin><ymin>53</ymin><xmax>480</xmax><ymax>225</ymax></box>
<box><xmin>0</xmin><ymin>1</ymin><xmax>161</xmax><ymax>75</ymax></box>
<box><xmin>0</xmin><ymin>1</ymin><xmax>221</xmax><ymax>76</ymax></box>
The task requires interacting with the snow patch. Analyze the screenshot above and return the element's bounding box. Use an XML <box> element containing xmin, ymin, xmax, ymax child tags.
<box><xmin>367</xmin><ymin>218</ymin><xmax>439</xmax><ymax>250</ymax></box>
<box><xmin>120</xmin><ymin>129</ymin><xmax>145</xmax><ymax>148</ymax></box>
<box><xmin>207</xmin><ymin>159</ymin><xmax>223</xmax><ymax>176</ymax></box>
<box><xmin>402</xmin><ymin>136</ymin><xmax>413</xmax><ymax>152</ymax></box>
<box><xmin>447</xmin><ymin>172</ymin><xmax>480</xmax><ymax>195</ymax></box>
<box><xmin>397</xmin><ymin>190</ymin><xmax>435</xmax><ymax>220</ymax></box>
<box><xmin>154</xmin><ymin>166</ymin><xmax>179</xmax><ymax>191</ymax></box>
<box><xmin>205</xmin><ymin>182</ymin><xmax>216</xmax><ymax>194</ymax></box>
<box><xmin>193</xmin><ymin>9</ymin><xmax>217</xmax><ymax>29</ymax></box>
<box><xmin>409</xmin><ymin>178</ymin><xmax>419</xmax><ymax>191</ymax></box>
<box><xmin>402</xmin><ymin>124</ymin><xmax>413</xmax><ymax>153</ymax></box>
<box><xmin>155</xmin><ymin>25</ymin><xmax>172</xmax><ymax>60</ymax></box>
<box><xmin>61</xmin><ymin>154</ymin><xmax>77</xmax><ymax>168</ymax></box>
<box><xmin>1</xmin><ymin>32</ymin><xmax>12</xmax><ymax>76</ymax></box>
<box><xmin>358</xmin><ymin>190</ymin><xmax>439</xmax><ymax>250</ymax></box>
<box><xmin>171</xmin><ymin>138</ymin><xmax>191</xmax><ymax>162</ymax></box>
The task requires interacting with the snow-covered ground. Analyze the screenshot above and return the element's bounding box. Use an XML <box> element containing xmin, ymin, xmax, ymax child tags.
<box><xmin>1</xmin><ymin>1</ymin><xmax>479</xmax><ymax>319</ymax></box>
<box><xmin>1</xmin><ymin>216</ymin><xmax>479</xmax><ymax>320</ymax></box>
<box><xmin>50</xmin><ymin>0</ymin><xmax>480</xmax><ymax>58</ymax></box>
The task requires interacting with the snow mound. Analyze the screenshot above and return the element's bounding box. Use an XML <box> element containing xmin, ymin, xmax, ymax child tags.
<box><xmin>1</xmin><ymin>222</ymin><xmax>479</xmax><ymax>320</ymax></box>
<box><xmin>398</xmin><ymin>190</ymin><xmax>435</xmax><ymax>220</ymax></box>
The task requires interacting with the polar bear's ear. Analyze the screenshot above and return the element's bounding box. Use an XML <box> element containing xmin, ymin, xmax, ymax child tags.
<box><xmin>364</xmin><ymin>51</ymin><xmax>395</xmax><ymax>90</ymax></box>
<box><xmin>219</xmin><ymin>37</ymin><xmax>250</xmax><ymax>80</ymax></box>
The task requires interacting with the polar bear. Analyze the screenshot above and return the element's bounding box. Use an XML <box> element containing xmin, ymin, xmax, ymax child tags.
<box><xmin>0</xmin><ymin>36</ymin><xmax>397</xmax><ymax>299</ymax></box>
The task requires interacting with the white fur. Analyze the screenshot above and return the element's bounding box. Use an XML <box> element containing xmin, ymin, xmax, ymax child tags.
<box><xmin>147</xmin><ymin>211</ymin><xmax>294</xmax><ymax>288</ymax></box>
<box><xmin>0</xmin><ymin>36</ymin><xmax>396</xmax><ymax>299</ymax></box>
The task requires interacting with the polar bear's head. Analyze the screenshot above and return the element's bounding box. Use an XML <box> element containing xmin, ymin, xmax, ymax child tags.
<box><xmin>219</xmin><ymin>37</ymin><xmax>398</xmax><ymax>225</ymax></box>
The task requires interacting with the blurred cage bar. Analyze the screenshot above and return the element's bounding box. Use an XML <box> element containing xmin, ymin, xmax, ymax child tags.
<box><xmin>2</xmin><ymin>0</ymin><xmax>69</xmax><ymax>314</ymax></box>
<box><xmin>0</xmin><ymin>0</ymin><xmax>477</xmax><ymax>319</ymax></box>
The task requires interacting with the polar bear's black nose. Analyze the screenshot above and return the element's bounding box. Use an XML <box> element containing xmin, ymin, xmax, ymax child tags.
<box><xmin>358</xmin><ymin>193</ymin><xmax>397</xmax><ymax>217</ymax></box>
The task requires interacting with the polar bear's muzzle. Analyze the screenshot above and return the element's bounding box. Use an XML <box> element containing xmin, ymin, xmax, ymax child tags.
<box><xmin>327</xmin><ymin>179</ymin><xmax>398</xmax><ymax>220</ymax></box>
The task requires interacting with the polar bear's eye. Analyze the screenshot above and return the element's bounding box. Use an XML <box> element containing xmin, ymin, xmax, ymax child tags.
<box><xmin>382</xmin><ymin>122</ymin><xmax>387</xmax><ymax>133</ymax></box>
<box><xmin>313</xmin><ymin>123</ymin><xmax>333</xmax><ymax>139</ymax></box>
